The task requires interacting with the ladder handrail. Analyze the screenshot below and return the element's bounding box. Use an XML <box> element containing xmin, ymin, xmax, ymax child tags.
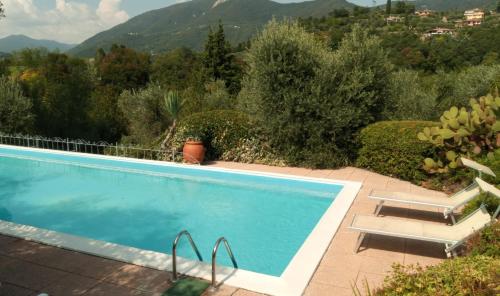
<box><xmin>211</xmin><ymin>237</ymin><xmax>238</xmax><ymax>289</ymax></box>
<box><xmin>171</xmin><ymin>230</ymin><xmax>203</xmax><ymax>281</ymax></box>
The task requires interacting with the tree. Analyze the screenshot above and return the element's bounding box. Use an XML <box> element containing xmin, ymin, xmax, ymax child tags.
<box><xmin>36</xmin><ymin>53</ymin><xmax>93</xmax><ymax>138</ymax></box>
<box><xmin>0</xmin><ymin>76</ymin><xmax>34</xmax><ymax>134</ymax></box>
<box><xmin>497</xmin><ymin>0</ymin><xmax>500</xmax><ymax>13</ymax></box>
<box><xmin>96</xmin><ymin>44</ymin><xmax>150</xmax><ymax>92</ymax></box>
<box><xmin>239</xmin><ymin>21</ymin><xmax>393</xmax><ymax>168</ymax></box>
<box><xmin>118</xmin><ymin>82</ymin><xmax>171</xmax><ymax>145</ymax></box>
<box><xmin>151</xmin><ymin>47</ymin><xmax>202</xmax><ymax>90</ymax></box>
<box><xmin>203</xmin><ymin>22</ymin><xmax>241</xmax><ymax>94</ymax></box>
<box><xmin>386</xmin><ymin>0</ymin><xmax>392</xmax><ymax>15</ymax></box>
<box><xmin>383</xmin><ymin>70</ymin><xmax>437</xmax><ymax>120</ymax></box>
<box><xmin>331</xmin><ymin>8</ymin><xmax>349</xmax><ymax>18</ymax></box>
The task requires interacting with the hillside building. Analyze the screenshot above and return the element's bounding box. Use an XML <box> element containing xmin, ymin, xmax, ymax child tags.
<box><xmin>415</xmin><ymin>9</ymin><xmax>433</xmax><ymax>17</ymax></box>
<box><xmin>422</xmin><ymin>27</ymin><xmax>455</xmax><ymax>39</ymax></box>
<box><xmin>464</xmin><ymin>8</ymin><xmax>485</xmax><ymax>26</ymax></box>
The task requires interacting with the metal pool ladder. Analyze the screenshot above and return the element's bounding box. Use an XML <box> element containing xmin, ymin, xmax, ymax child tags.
<box><xmin>209</xmin><ymin>237</ymin><xmax>238</xmax><ymax>291</ymax></box>
<box><xmin>171</xmin><ymin>230</ymin><xmax>203</xmax><ymax>282</ymax></box>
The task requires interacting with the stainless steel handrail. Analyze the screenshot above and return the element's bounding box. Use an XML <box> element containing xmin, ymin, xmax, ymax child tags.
<box><xmin>210</xmin><ymin>237</ymin><xmax>238</xmax><ymax>290</ymax></box>
<box><xmin>171</xmin><ymin>230</ymin><xmax>203</xmax><ymax>282</ymax></box>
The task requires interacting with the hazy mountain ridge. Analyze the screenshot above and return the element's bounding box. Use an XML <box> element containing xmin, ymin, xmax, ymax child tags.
<box><xmin>0</xmin><ymin>35</ymin><xmax>75</xmax><ymax>53</ymax></box>
<box><xmin>69</xmin><ymin>0</ymin><xmax>354</xmax><ymax>57</ymax></box>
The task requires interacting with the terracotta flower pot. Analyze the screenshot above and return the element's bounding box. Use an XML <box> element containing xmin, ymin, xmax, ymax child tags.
<box><xmin>183</xmin><ymin>141</ymin><xmax>205</xmax><ymax>164</ymax></box>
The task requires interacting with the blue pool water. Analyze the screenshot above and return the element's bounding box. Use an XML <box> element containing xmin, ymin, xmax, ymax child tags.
<box><xmin>0</xmin><ymin>146</ymin><xmax>342</xmax><ymax>276</ymax></box>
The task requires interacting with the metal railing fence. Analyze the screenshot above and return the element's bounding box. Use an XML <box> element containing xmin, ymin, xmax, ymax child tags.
<box><xmin>0</xmin><ymin>133</ymin><xmax>170</xmax><ymax>161</ymax></box>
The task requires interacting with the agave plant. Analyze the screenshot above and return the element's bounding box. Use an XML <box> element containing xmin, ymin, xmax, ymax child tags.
<box><xmin>160</xmin><ymin>90</ymin><xmax>184</xmax><ymax>150</ymax></box>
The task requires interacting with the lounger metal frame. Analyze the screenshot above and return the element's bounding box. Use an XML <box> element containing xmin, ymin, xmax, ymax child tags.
<box><xmin>350</xmin><ymin>205</ymin><xmax>496</xmax><ymax>258</ymax></box>
<box><xmin>370</xmin><ymin>181</ymin><xmax>480</xmax><ymax>224</ymax></box>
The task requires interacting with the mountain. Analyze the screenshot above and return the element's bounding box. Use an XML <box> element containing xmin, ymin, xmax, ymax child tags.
<box><xmin>0</xmin><ymin>35</ymin><xmax>75</xmax><ymax>53</ymax></box>
<box><xmin>69</xmin><ymin>0</ymin><xmax>353</xmax><ymax>57</ymax></box>
<box><xmin>414</xmin><ymin>0</ymin><xmax>497</xmax><ymax>11</ymax></box>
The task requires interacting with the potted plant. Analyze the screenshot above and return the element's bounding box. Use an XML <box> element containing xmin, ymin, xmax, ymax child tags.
<box><xmin>183</xmin><ymin>135</ymin><xmax>205</xmax><ymax>164</ymax></box>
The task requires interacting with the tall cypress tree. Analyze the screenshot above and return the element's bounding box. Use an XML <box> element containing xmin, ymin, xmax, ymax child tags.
<box><xmin>386</xmin><ymin>0</ymin><xmax>392</xmax><ymax>15</ymax></box>
<box><xmin>203</xmin><ymin>21</ymin><xmax>241</xmax><ymax>94</ymax></box>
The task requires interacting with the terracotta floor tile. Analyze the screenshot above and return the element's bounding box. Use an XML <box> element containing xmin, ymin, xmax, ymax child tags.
<box><xmin>321</xmin><ymin>249</ymin><xmax>364</xmax><ymax>270</ymax></box>
<box><xmin>82</xmin><ymin>282</ymin><xmax>147</xmax><ymax>296</ymax></box>
<box><xmin>0</xmin><ymin>258</ymin><xmax>67</xmax><ymax>291</ymax></box>
<box><xmin>359</xmin><ymin>255</ymin><xmax>401</xmax><ymax>275</ymax></box>
<box><xmin>232</xmin><ymin>289</ymin><xmax>266</xmax><ymax>296</ymax></box>
<box><xmin>104</xmin><ymin>264</ymin><xmax>172</xmax><ymax>293</ymax></box>
<box><xmin>355</xmin><ymin>272</ymin><xmax>386</xmax><ymax>292</ymax></box>
<box><xmin>42</xmin><ymin>274</ymin><xmax>98</xmax><ymax>296</ymax></box>
<box><xmin>201</xmin><ymin>285</ymin><xmax>237</xmax><ymax>296</ymax></box>
<box><xmin>0</xmin><ymin>235</ymin><xmax>20</xmax><ymax>249</ymax></box>
<box><xmin>356</xmin><ymin>235</ymin><xmax>406</xmax><ymax>260</ymax></box>
<box><xmin>404</xmin><ymin>240</ymin><xmax>446</xmax><ymax>259</ymax></box>
<box><xmin>0</xmin><ymin>282</ymin><xmax>36</xmax><ymax>296</ymax></box>
<box><xmin>310</xmin><ymin>265</ymin><xmax>359</xmax><ymax>289</ymax></box>
<box><xmin>304</xmin><ymin>282</ymin><xmax>353</xmax><ymax>296</ymax></box>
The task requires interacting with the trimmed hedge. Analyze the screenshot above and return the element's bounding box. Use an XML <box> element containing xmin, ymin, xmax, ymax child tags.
<box><xmin>356</xmin><ymin>121</ymin><xmax>437</xmax><ymax>182</ymax></box>
<box><xmin>173</xmin><ymin>110</ymin><xmax>252</xmax><ymax>160</ymax></box>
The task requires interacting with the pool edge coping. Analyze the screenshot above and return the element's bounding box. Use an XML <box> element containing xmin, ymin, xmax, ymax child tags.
<box><xmin>0</xmin><ymin>144</ymin><xmax>362</xmax><ymax>296</ymax></box>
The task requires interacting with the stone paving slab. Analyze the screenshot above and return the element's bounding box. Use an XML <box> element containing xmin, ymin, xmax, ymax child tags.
<box><xmin>0</xmin><ymin>163</ymin><xmax>447</xmax><ymax>296</ymax></box>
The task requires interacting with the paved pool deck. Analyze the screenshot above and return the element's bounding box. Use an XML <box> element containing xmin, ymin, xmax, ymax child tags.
<box><xmin>0</xmin><ymin>162</ymin><xmax>447</xmax><ymax>296</ymax></box>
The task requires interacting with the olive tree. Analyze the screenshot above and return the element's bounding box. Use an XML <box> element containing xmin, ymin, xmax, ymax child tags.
<box><xmin>0</xmin><ymin>77</ymin><xmax>34</xmax><ymax>134</ymax></box>
<box><xmin>238</xmin><ymin>21</ymin><xmax>393</xmax><ymax>168</ymax></box>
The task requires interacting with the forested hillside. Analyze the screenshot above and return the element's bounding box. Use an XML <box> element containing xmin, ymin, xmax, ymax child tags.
<box><xmin>68</xmin><ymin>0</ymin><xmax>353</xmax><ymax>57</ymax></box>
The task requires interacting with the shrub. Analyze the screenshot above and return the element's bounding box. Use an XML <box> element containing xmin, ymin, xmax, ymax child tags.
<box><xmin>171</xmin><ymin>110</ymin><xmax>252</xmax><ymax>160</ymax></box>
<box><xmin>118</xmin><ymin>82</ymin><xmax>171</xmax><ymax>146</ymax></box>
<box><xmin>466</xmin><ymin>222</ymin><xmax>500</xmax><ymax>258</ymax></box>
<box><xmin>435</xmin><ymin>64</ymin><xmax>500</xmax><ymax>113</ymax></box>
<box><xmin>373</xmin><ymin>256</ymin><xmax>499</xmax><ymax>296</ymax></box>
<box><xmin>356</xmin><ymin>121</ymin><xmax>437</xmax><ymax>182</ymax></box>
<box><xmin>239</xmin><ymin>20</ymin><xmax>393</xmax><ymax>168</ymax></box>
<box><xmin>221</xmin><ymin>138</ymin><xmax>286</xmax><ymax>166</ymax></box>
<box><xmin>383</xmin><ymin>70</ymin><xmax>437</xmax><ymax>121</ymax></box>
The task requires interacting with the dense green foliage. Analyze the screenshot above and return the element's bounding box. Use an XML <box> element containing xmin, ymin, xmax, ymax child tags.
<box><xmin>383</xmin><ymin>70</ymin><xmax>437</xmax><ymax>120</ymax></box>
<box><xmin>239</xmin><ymin>21</ymin><xmax>392</xmax><ymax>168</ymax></box>
<box><xmin>172</xmin><ymin>110</ymin><xmax>252</xmax><ymax>160</ymax></box>
<box><xmin>370</xmin><ymin>217</ymin><xmax>500</xmax><ymax>296</ymax></box>
<box><xmin>19</xmin><ymin>52</ymin><xmax>93</xmax><ymax>139</ymax></box>
<box><xmin>372</xmin><ymin>256</ymin><xmax>499</xmax><ymax>296</ymax></box>
<box><xmin>0</xmin><ymin>76</ymin><xmax>33</xmax><ymax>133</ymax></box>
<box><xmin>356</xmin><ymin>121</ymin><xmax>437</xmax><ymax>182</ymax></box>
<box><xmin>466</xmin><ymin>222</ymin><xmax>500</xmax><ymax>258</ymax></box>
<box><xmin>118</xmin><ymin>83</ymin><xmax>171</xmax><ymax>145</ymax></box>
<box><xmin>150</xmin><ymin>47</ymin><xmax>202</xmax><ymax>91</ymax></box>
<box><xmin>301</xmin><ymin>8</ymin><xmax>500</xmax><ymax>74</ymax></box>
<box><xmin>203</xmin><ymin>23</ymin><xmax>241</xmax><ymax>94</ymax></box>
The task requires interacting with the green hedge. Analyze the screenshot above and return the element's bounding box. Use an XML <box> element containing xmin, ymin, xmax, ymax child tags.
<box><xmin>356</xmin><ymin>121</ymin><xmax>437</xmax><ymax>182</ymax></box>
<box><xmin>173</xmin><ymin>110</ymin><xmax>252</xmax><ymax>160</ymax></box>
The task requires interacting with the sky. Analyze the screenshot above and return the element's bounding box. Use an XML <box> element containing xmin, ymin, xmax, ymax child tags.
<box><xmin>0</xmin><ymin>0</ymin><xmax>371</xmax><ymax>44</ymax></box>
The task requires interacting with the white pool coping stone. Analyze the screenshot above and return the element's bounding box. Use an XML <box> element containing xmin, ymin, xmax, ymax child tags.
<box><xmin>0</xmin><ymin>144</ymin><xmax>362</xmax><ymax>296</ymax></box>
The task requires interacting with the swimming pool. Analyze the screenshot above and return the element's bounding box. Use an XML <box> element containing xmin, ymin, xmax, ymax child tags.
<box><xmin>0</xmin><ymin>145</ymin><xmax>360</xmax><ymax>295</ymax></box>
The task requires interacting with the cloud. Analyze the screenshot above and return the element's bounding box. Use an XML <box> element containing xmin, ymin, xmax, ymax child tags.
<box><xmin>0</xmin><ymin>0</ymin><xmax>129</xmax><ymax>44</ymax></box>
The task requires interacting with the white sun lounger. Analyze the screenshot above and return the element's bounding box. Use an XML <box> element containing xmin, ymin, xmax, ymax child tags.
<box><xmin>349</xmin><ymin>205</ymin><xmax>496</xmax><ymax>257</ymax></box>
<box><xmin>370</xmin><ymin>178</ymin><xmax>482</xmax><ymax>224</ymax></box>
<box><xmin>350</xmin><ymin>179</ymin><xmax>499</xmax><ymax>257</ymax></box>
<box><xmin>461</xmin><ymin>157</ymin><xmax>496</xmax><ymax>178</ymax></box>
